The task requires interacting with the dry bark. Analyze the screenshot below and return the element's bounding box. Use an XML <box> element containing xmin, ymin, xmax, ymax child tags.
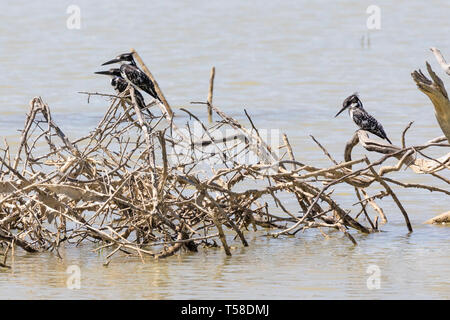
<box><xmin>423</xmin><ymin>211</ymin><xmax>450</xmax><ymax>224</ymax></box>
<box><xmin>412</xmin><ymin>58</ymin><xmax>450</xmax><ymax>142</ymax></box>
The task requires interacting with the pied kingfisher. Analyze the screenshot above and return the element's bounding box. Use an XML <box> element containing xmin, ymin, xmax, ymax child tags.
<box><xmin>102</xmin><ymin>53</ymin><xmax>159</xmax><ymax>101</ymax></box>
<box><xmin>95</xmin><ymin>68</ymin><xmax>150</xmax><ymax>115</ymax></box>
<box><xmin>335</xmin><ymin>93</ymin><xmax>392</xmax><ymax>144</ymax></box>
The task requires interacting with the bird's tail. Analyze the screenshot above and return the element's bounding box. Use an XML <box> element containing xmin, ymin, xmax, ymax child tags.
<box><xmin>385</xmin><ymin>137</ymin><xmax>392</xmax><ymax>144</ymax></box>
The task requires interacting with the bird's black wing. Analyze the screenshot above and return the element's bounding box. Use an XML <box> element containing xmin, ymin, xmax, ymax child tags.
<box><xmin>121</xmin><ymin>65</ymin><xmax>159</xmax><ymax>100</ymax></box>
<box><xmin>352</xmin><ymin>109</ymin><xmax>392</xmax><ymax>144</ymax></box>
<box><xmin>112</xmin><ymin>76</ymin><xmax>152</xmax><ymax>117</ymax></box>
<box><xmin>141</xmin><ymin>79</ymin><xmax>159</xmax><ymax>101</ymax></box>
<box><xmin>134</xmin><ymin>89</ymin><xmax>145</xmax><ymax>109</ymax></box>
<box><xmin>132</xmin><ymin>88</ymin><xmax>153</xmax><ymax>117</ymax></box>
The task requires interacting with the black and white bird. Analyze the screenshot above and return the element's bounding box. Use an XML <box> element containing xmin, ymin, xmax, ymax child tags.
<box><xmin>95</xmin><ymin>68</ymin><xmax>150</xmax><ymax>115</ymax></box>
<box><xmin>335</xmin><ymin>93</ymin><xmax>392</xmax><ymax>144</ymax></box>
<box><xmin>95</xmin><ymin>68</ymin><xmax>129</xmax><ymax>93</ymax></box>
<box><xmin>102</xmin><ymin>53</ymin><xmax>160</xmax><ymax>101</ymax></box>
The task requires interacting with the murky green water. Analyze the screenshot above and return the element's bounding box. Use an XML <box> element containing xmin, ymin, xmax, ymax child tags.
<box><xmin>0</xmin><ymin>0</ymin><xmax>449</xmax><ymax>299</ymax></box>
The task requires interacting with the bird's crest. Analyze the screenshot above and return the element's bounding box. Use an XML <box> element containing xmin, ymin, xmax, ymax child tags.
<box><xmin>343</xmin><ymin>92</ymin><xmax>362</xmax><ymax>109</ymax></box>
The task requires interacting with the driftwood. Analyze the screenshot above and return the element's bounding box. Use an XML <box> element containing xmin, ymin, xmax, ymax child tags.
<box><xmin>423</xmin><ymin>211</ymin><xmax>450</xmax><ymax>224</ymax></box>
<box><xmin>412</xmin><ymin>49</ymin><xmax>450</xmax><ymax>142</ymax></box>
<box><xmin>207</xmin><ymin>67</ymin><xmax>215</xmax><ymax>123</ymax></box>
<box><xmin>413</xmin><ymin>49</ymin><xmax>450</xmax><ymax>223</ymax></box>
<box><xmin>343</xmin><ymin>49</ymin><xmax>450</xmax><ymax>225</ymax></box>
<box><xmin>345</xmin><ymin>130</ymin><xmax>449</xmax><ymax>175</ymax></box>
<box><xmin>344</xmin><ymin>125</ymin><xmax>449</xmax><ymax>228</ymax></box>
<box><xmin>0</xmin><ymin>49</ymin><xmax>448</xmax><ymax>265</ymax></box>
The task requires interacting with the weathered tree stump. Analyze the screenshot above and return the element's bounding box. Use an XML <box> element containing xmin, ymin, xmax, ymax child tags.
<box><xmin>412</xmin><ymin>50</ymin><xmax>450</xmax><ymax>142</ymax></box>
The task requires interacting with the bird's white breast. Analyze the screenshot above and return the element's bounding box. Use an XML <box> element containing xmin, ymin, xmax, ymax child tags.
<box><xmin>349</xmin><ymin>107</ymin><xmax>354</xmax><ymax>119</ymax></box>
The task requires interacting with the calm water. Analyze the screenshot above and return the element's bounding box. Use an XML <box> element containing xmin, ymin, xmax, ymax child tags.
<box><xmin>0</xmin><ymin>0</ymin><xmax>449</xmax><ymax>299</ymax></box>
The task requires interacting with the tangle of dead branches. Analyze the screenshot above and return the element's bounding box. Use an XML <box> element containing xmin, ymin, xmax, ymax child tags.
<box><xmin>0</xmin><ymin>50</ymin><xmax>448</xmax><ymax>266</ymax></box>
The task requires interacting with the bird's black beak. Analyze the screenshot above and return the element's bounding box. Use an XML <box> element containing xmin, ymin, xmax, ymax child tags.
<box><xmin>94</xmin><ymin>70</ymin><xmax>114</xmax><ymax>76</ymax></box>
<box><xmin>334</xmin><ymin>106</ymin><xmax>347</xmax><ymax>118</ymax></box>
<box><xmin>101</xmin><ymin>58</ymin><xmax>121</xmax><ymax>66</ymax></box>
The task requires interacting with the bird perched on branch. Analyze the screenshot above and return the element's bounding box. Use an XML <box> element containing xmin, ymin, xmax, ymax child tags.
<box><xmin>102</xmin><ymin>53</ymin><xmax>160</xmax><ymax>101</ymax></box>
<box><xmin>95</xmin><ymin>68</ymin><xmax>130</xmax><ymax>93</ymax></box>
<box><xmin>95</xmin><ymin>68</ymin><xmax>150</xmax><ymax>116</ymax></box>
<box><xmin>335</xmin><ymin>93</ymin><xmax>392</xmax><ymax>144</ymax></box>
